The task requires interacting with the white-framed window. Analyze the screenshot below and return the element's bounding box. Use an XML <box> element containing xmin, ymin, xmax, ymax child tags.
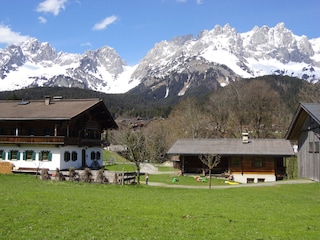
<box><xmin>23</xmin><ymin>150</ymin><xmax>36</xmax><ymax>161</ymax></box>
<box><xmin>39</xmin><ymin>150</ymin><xmax>52</xmax><ymax>161</ymax></box>
<box><xmin>96</xmin><ymin>151</ymin><xmax>101</xmax><ymax>160</ymax></box>
<box><xmin>64</xmin><ymin>151</ymin><xmax>70</xmax><ymax>162</ymax></box>
<box><xmin>91</xmin><ymin>151</ymin><xmax>96</xmax><ymax>161</ymax></box>
<box><xmin>8</xmin><ymin>150</ymin><xmax>20</xmax><ymax>161</ymax></box>
<box><xmin>72</xmin><ymin>151</ymin><xmax>77</xmax><ymax>161</ymax></box>
<box><xmin>90</xmin><ymin>151</ymin><xmax>101</xmax><ymax>161</ymax></box>
<box><xmin>0</xmin><ymin>150</ymin><xmax>5</xmax><ymax>160</ymax></box>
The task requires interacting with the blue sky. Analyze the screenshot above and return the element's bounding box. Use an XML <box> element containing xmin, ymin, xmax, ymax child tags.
<box><xmin>0</xmin><ymin>0</ymin><xmax>319</xmax><ymax>65</ymax></box>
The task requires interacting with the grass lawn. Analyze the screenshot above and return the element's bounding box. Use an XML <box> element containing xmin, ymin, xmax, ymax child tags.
<box><xmin>142</xmin><ymin>173</ymin><xmax>227</xmax><ymax>186</ymax></box>
<box><xmin>1</xmin><ymin>174</ymin><xmax>319</xmax><ymax>240</ymax></box>
<box><xmin>105</xmin><ymin>163</ymin><xmax>136</xmax><ymax>172</ymax></box>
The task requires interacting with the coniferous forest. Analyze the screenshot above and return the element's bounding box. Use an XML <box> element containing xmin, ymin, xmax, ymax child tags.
<box><xmin>1</xmin><ymin>75</ymin><xmax>320</xmax><ymax>163</ymax></box>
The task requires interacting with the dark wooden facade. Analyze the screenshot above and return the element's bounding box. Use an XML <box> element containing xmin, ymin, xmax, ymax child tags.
<box><xmin>286</xmin><ymin>103</ymin><xmax>320</xmax><ymax>181</ymax></box>
<box><xmin>177</xmin><ymin>155</ymin><xmax>286</xmax><ymax>182</ymax></box>
<box><xmin>0</xmin><ymin>99</ymin><xmax>118</xmax><ymax>147</ymax></box>
<box><xmin>168</xmin><ymin>138</ymin><xmax>294</xmax><ymax>183</ymax></box>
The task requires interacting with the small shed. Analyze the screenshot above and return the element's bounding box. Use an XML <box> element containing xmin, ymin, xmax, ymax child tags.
<box><xmin>167</xmin><ymin>137</ymin><xmax>294</xmax><ymax>183</ymax></box>
<box><xmin>285</xmin><ymin>102</ymin><xmax>320</xmax><ymax>181</ymax></box>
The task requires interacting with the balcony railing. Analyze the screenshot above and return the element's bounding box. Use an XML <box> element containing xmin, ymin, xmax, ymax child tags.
<box><xmin>0</xmin><ymin>135</ymin><xmax>102</xmax><ymax>146</ymax></box>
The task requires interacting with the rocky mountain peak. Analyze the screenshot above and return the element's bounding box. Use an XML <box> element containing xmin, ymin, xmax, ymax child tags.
<box><xmin>20</xmin><ymin>38</ymin><xmax>57</xmax><ymax>62</ymax></box>
<box><xmin>0</xmin><ymin>23</ymin><xmax>319</xmax><ymax>96</ymax></box>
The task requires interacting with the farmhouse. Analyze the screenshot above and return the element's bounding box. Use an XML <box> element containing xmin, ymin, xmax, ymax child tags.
<box><xmin>0</xmin><ymin>97</ymin><xmax>118</xmax><ymax>172</ymax></box>
<box><xmin>285</xmin><ymin>102</ymin><xmax>320</xmax><ymax>181</ymax></box>
<box><xmin>167</xmin><ymin>135</ymin><xmax>294</xmax><ymax>184</ymax></box>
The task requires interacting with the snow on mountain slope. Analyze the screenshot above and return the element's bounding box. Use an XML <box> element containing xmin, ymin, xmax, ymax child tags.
<box><xmin>0</xmin><ymin>38</ymin><xmax>138</xmax><ymax>93</ymax></box>
<box><xmin>0</xmin><ymin>23</ymin><xmax>320</xmax><ymax>95</ymax></box>
<box><xmin>131</xmin><ymin>23</ymin><xmax>320</xmax><ymax>96</ymax></box>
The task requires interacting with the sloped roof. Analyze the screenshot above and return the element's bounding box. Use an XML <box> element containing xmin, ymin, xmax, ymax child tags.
<box><xmin>167</xmin><ymin>138</ymin><xmax>294</xmax><ymax>156</ymax></box>
<box><xmin>0</xmin><ymin>98</ymin><xmax>100</xmax><ymax>120</ymax></box>
<box><xmin>0</xmin><ymin>98</ymin><xmax>118</xmax><ymax>129</ymax></box>
<box><xmin>285</xmin><ymin>102</ymin><xmax>320</xmax><ymax>140</ymax></box>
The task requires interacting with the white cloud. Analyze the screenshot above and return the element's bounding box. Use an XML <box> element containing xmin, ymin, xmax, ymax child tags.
<box><xmin>0</xmin><ymin>24</ymin><xmax>30</xmax><ymax>45</ymax></box>
<box><xmin>38</xmin><ymin>16</ymin><xmax>47</xmax><ymax>24</ymax></box>
<box><xmin>36</xmin><ymin>0</ymin><xmax>68</xmax><ymax>16</ymax></box>
<box><xmin>92</xmin><ymin>15</ymin><xmax>118</xmax><ymax>31</ymax></box>
<box><xmin>176</xmin><ymin>0</ymin><xmax>187</xmax><ymax>2</ymax></box>
<box><xmin>80</xmin><ymin>42</ymin><xmax>92</xmax><ymax>47</ymax></box>
<box><xmin>196</xmin><ymin>0</ymin><xmax>204</xmax><ymax>4</ymax></box>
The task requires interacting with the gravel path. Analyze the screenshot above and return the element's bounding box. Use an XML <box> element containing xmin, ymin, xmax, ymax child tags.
<box><xmin>147</xmin><ymin>179</ymin><xmax>315</xmax><ymax>189</ymax></box>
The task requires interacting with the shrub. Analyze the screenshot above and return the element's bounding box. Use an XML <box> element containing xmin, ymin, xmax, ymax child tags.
<box><xmin>81</xmin><ymin>168</ymin><xmax>92</xmax><ymax>183</ymax></box>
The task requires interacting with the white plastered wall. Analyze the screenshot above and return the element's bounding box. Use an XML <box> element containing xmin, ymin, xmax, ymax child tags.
<box><xmin>233</xmin><ymin>173</ymin><xmax>276</xmax><ymax>184</ymax></box>
<box><xmin>0</xmin><ymin>144</ymin><xmax>103</xmax><ymax>171</ymax></box>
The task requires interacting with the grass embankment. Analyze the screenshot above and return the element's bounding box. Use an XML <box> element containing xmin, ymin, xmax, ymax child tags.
<box><xmin>1</xmin><ymin>174</ymin><xmax>319</xmax><ymax>239</ymax></box>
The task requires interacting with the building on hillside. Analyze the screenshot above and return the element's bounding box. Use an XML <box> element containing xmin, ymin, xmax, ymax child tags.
<box><xmin>285</xmin><ymin>102</ymin><xmax>320</xmax><ymax>181</ymax></box>
<box><xmin>0</xmin><ymin>97</ymin><xmax>118</xmax><ymax>172</ymax></box>
<box><xmin>167</xmin><ymin>135</ymin><xmax>294</xmax><ymax>184</ymax></box>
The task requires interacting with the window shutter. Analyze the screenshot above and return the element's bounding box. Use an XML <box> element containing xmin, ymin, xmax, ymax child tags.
<box><xmin>1</xmin><ymin>151</ymin><xmax>5</xmax><ymax>160</ymax></box>
<box><xmin>39</xmin><ymin>152</ymin><xmax>42</xmax><ymax>161</ymax></box>
<box><xmin>32</xmin><ymin>152</ymin><xmax>36</xmax><ymax>161</ymax></box>
<box><xmin>17</xmin><ymin>152</ymin><xmax>21</xmax><ymax>160</ymax></box>
<box><xmin>48</xmin><ymin>152</ymin><xmax>52</xmax><ymax>161</ymax></box>
<box><xmin>23</xmin><ymin>152</ymin><xmax>27</xmax><ymax>161</ymax></box>
<box><xmin>8</xmin><ymin>151</ymin><xmax>11</xmax><ymax>160</ymax></box>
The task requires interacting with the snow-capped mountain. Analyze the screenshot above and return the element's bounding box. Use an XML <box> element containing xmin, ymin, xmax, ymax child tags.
<box><xmin>0</xmin><ymin>38</ymin><xmax>138</xmax><ymax>93</ymax></box>
<box><xmin>131</xmin><ymin>23</ymin><xmax>320</xmax><ymax>98</ymax></box>
<box><xmin>0</xmin><ymin>23</ymin><xmax>320</xmax><ymax>96</ymax></box>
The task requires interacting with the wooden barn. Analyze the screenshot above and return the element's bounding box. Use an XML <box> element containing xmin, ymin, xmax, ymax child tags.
<box><xmin>285</xmin><ymin>102</ymin><xmax>320</xmax><ymax>181</ymax></box>
<box><xmin>0</xmin><ymin>98</ymin><xmax>118</xmax><ymax>173</ymax></box>
<box><xmin>167</xmin><ymin>136</ymin><xmax>294</xmax><ymax>183</ymax></box>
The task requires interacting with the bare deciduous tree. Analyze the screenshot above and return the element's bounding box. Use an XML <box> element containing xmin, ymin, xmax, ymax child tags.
<box><xmin>122</xmin><ymin>129</ymin><xmax>146</xmax><ymax>185</ymax></box>
<box><xmin>199</xmin><ymin>154</ymin><xmax>221</xmax><ymax>189</ymax></box>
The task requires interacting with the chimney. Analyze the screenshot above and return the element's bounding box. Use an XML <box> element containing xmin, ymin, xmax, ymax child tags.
<box><xmin>44</xmin><ymin>96</ymin><xmax>51</xmax><ymax>106</ymax></box>
<box><xmin>242</xmin><ymin>132</ymin><xmax>249</xmax><ymax>144</ymax></box>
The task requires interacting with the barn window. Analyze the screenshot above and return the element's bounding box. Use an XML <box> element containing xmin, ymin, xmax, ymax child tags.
<box><xmin>252</xmin><ymin>158</ymin><xmax>265</xmax><ymax>168</ymax></box>
<box><xmin>315</xmin><ymin>142</ymin><xmax>320</xmax><ymax>153</ymax></box>
<box><xmin>72</xmin><ymin>151</ymin><xmax>77</xmax><ymax>161</ymax></box>
<box><xmin>309</xmin><ymin>142</ymin><xmax>320</xmax><ymax>153</ymax></box>
<box><xmin>64</xmin><ymin>151</ymin><xmax>70</xmax><ymax>162</ymax></box>
<box><xmin>96</xmin><ymin>151</ymin><xmax>101</xmax><ymax>160</ymax></box>
<box><xmin>231</xmin><ymin>158</ymin><xmax>240</xmax><ymax>167</ymax></box>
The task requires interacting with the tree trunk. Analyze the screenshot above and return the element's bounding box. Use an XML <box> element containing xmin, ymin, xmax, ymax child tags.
<box><xmin>136</xmin><ymin>164</ymin><xmax>140</xmax><ymax>185</ymax></box>
<box><xmin>209</xmin><ymin>168</ymin><xmax>212</xmax><ymax>189</ymax></box>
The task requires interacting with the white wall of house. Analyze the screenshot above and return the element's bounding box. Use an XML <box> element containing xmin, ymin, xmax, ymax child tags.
<box><xmin>0</xmin><ymin>144</ymin><xmax>103</xmax><ymax>171</ymax></box>
<box><xmin>234</xmin><ymin>173</ymin><xmax>276</xmax><ymax>184</ymax></box>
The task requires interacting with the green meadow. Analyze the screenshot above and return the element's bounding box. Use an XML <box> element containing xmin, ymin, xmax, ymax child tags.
<box><xmin>1</xmin><ymin>174</ymin><xmax>319</xmax><ymax>240</ymax></box>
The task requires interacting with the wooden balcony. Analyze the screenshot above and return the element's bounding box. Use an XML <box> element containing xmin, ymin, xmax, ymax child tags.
<box><xmin>0</xmin><ymin>135</ymin><xmax>102</xmax><ymax>146</ymax></box>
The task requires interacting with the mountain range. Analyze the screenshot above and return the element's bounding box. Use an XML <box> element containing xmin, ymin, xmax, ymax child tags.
<box><xmin>0</xmin><ymin>23</ymin><xmax>319</xmax><ymax>97</ymax></box>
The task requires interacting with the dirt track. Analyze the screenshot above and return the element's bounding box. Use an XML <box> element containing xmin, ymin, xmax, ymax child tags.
<box><xmin>147</xmin><ymin>179</ymin><xmax>315</xmax><ymax>189</ymax></box>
